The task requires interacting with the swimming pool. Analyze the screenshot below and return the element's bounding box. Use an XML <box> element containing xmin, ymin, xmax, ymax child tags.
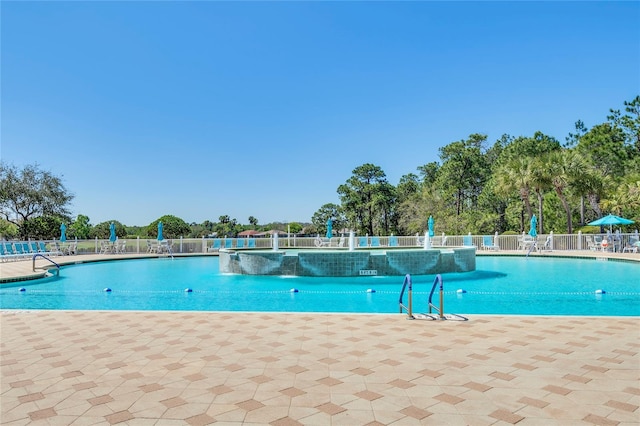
<box><xmin>1</xmin><ymin>256</ymin><xmax>638</xmax><ymax>315</ymax></box>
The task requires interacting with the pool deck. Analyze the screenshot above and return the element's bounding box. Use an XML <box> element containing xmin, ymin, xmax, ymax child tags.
<box><xmin>1</xmin><ymin>252</ymin><xmax>639</xmax><ymax>425</ymax></box>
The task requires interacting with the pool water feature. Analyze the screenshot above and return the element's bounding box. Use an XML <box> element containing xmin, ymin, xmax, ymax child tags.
<box><xmin>220</xmin><ymin>247</ymin><xmax>476</xmax><ymax>276</ymax></box>
<box><xmin>0</xmin><ymin>256</ymin><xmax>638</xmax><ymax>316</ymax></box>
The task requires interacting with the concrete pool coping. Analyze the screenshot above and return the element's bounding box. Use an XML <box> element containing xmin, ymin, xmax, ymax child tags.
<box><xmin>1</xmin><ymin>251</ymin><xmax>639</xmax><ymax>425</ymax></box>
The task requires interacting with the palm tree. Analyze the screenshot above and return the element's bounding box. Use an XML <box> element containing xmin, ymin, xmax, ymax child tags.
<box><xmin>495</xmin><ymin>157</ymin><xmax>534</xmax><ymax>231</ymax></box>
<box><xmin>546</xmin><ymin>150</ymin><xmax>585</xmax><ymax>234</ymax></box>
<box><xmin>530</xmin><ymin>156</ymin><xmax>553</xmax><ymax>234</ymax></box>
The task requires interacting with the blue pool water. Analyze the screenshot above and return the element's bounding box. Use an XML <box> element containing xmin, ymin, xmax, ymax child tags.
<box><xmin>1</xmin><ymin>256</ymin><xmax>638</xmax><ymax>315</ymax></box>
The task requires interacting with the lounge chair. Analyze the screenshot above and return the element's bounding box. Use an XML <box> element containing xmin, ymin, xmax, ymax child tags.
<box><xmin>359</xmin><ymin>236</ymin><xmax>368</xmax><ymax>247</ymax></box>
<box><xmin>146</xmin><ymin>240</ymin><xmax>158</xmax><ymax>254</ymax></box>
<box><xmin>370</xmin><ymin>236</ymin><xmax>380</xmax><ymax>247</ymax></box>
<box><xmin>463</xmin><ymin>235</ymin><xmax>474</xmax><ymax>247</ymax></box>
<box><xmin>585</xmin><ymin>235</ymin><xmax>600</xmax><ymax>251</ymax></box>
<box><xmin>38</xmin><ymin>242</ymin><xmax>53</xmax><ymax>256</ymax></box>
<box><xmin>482</xmin><ymin>235</ymin><xmax>499</xmax><ymax>251</ymax></box>
<box><xmin>224</xmin><ymin>239</ymin><xmax>233</xmax><ymax>249</ymax></box>
<box><xmin>12</xmin><ymin>243</ymin><xmax>29</xmax><ymax>259</ymax></box>
<box><xmin>389</xmin><ymin>235</ymin><xmax>398</xmax><ymax>247</ymax></box>
<box><xmin>247</xmin><ymin>238</ymin><xmax>256</xmax><ymax>248</ymax></box>
<box><xmin>116</xmin><ymin>240</ymin><xmax>126</xmax><ymax>254</ymax></box>
<box><xmin>622</xmin><ymin>237</ymin><xmax>639</xmax><ymax>253</ymax></box>
<box><xmin>236</xmin><ymin>238</ymin><xmax>245</xmax><ymax>249</ymax></box>
<box><xmin>314</xmin><ymin>236</ymin><xmax>330</xmax><ymax>247</ymax></box>
<box><xmin>208</xmin><ymin>239</ymin><xmax>222</xmax><ymax>252</ymax></box>
<box><xmin>65</xmin><ymin>241</ymin><xmax>78</xmax><ymax>255</ymax></box>
<box><xmin>537</xmin><ymin>236</ymin><xmax>552</xmax><ymax>252</ymax></box>
<box><xmin>1</xmin><ymin>243</ymin><xmax>20</xmax><ymax>261</ymax></box>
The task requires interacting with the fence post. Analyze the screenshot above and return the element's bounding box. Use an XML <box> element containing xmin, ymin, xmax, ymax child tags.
<box><xmin>577</xmin><ymin>231</ymin><xmax>582</xmax><ymax>251</ymax></box>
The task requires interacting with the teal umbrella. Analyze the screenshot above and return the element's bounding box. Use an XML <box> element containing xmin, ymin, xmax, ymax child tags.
<box><xmin>588</xmin><ymin>214</ymin><xmax>634</xmax><ymax>233</ymax></box>
<box><xmin>157</xmin><ymin>221</ymin><xmax>164</xmax><ymax>241</ymax></box>
<box><xmin>428</xmin><ymin>216</ymin><xmax>434</xmax><ymax>237</ymax></box>
<box><xmin>60</xmin><ymin>223</ymin><xmax>67</xmax><ymax>242</ymax></box>
<box><xmin>529</xmin><ymin>215</ymin><xmax>537</xmax><ymax>237</ymax></box>
<box><xmin>326</xmin><ymin>219</ymin><xmax>333</xmax><ymax>239</ymax></box>
<box><xmin>109</xmin><ymin>222</ymin><xmax>117</xmax><ymax>242</ymax></box>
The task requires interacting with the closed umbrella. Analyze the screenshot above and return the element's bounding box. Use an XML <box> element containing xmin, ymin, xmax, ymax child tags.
<box><xmin>157</xmin><ymin>221</ymin><xmax>164</xmax><ymax>241</ymax></box>
<box><xmin>109</xmin><ymin>222</ymin><xmax>117</xmax><ymax>242</ymax></box>
<box><xmin>529</xmin><ymin>215</ymin><xmax>537</xmax><ymax>238</ymax></box>
<box><xmin>428</xmin><ymin>216</ymin><xmax>435</xmax><ymax>237</ymax></box>
<box><xmin>326</xmin><ymin>219</ymin><xmax>333</xmax><ymax>239</ymax></box>
<box><xmin>60</xmin><ymin>223</ymin><xmax>67</xmax><ymax>242</ymax></box>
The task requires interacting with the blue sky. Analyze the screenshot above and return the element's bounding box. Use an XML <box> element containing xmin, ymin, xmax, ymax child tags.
<box><xmin>2</xmin><ymin>1</ymin><xmax>639</xmax><ymax>227</ymax></box>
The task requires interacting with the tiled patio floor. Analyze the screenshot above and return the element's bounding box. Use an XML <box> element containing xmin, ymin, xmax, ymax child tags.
<box><xmin>1</xmin><ymin>310</ymin><xmax>639</xmax><ymax>425</ymax></box>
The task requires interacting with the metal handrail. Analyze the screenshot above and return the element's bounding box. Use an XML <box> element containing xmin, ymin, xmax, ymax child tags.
<box><xmin>398</xmin><ymin>274</ymin><xmax>414</xmax><ymax>319</ymax></box>
<box><xmin>427</xmin><ymin>274</ymin><xmax>444</xmax><ymax>320</ymax></box>
<box><xmin>32</xmin><ymin>253</ymin><xmax>60</xmax><ymax>273</ymax></box>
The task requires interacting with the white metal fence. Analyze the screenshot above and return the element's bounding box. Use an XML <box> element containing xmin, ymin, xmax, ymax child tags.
<box><xmin>62</xmin><ymin>231</ymin><xmax>640</xmax><ymax>255</ymax></box>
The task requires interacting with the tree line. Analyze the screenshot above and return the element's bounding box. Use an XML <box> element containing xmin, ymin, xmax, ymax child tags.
<box><xmin>2</xmin><ymin>96</ymin><xmax>638</xmax><ymax>239</ymax></box>
<box><xmin>312</xmin><ymin>96</ymin><xmax>640</xmax><ymax>236</ymax></box>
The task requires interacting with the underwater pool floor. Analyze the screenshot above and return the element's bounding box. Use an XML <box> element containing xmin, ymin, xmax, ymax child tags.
<box><xmin>1</xmin><ymin>310</ymin><xmax>638</xmax><ymax>425</ymax></box>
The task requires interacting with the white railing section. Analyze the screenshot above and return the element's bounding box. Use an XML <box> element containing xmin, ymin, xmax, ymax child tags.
<box><xmin>3</xmin><ymin>230</ymin><xmax>638</xmax><ymax>261</ymax></box>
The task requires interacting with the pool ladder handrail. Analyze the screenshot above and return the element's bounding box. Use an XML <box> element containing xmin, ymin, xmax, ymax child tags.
<box><xmin>398</xmin><ymin>274</ymin><xmax>414</xmax><ymax>319</ymax></box>
<box><xmin>427</xmin><ymin>274</ymin><xmax>445</xmax><ymax>320</ymax></box>
<box><xmin>399</xmin><ymin>274</ymin><xmax>466</xmax><ymax>321</ymax></box>
<box><xmin>32</xmin><ymin>253</ymin><xmax>61</xmax><ymax>276</ymax></box>
<box><xmin>399</xmin><ymin>274</ymin><xmax>445</xmax><ymax>320</ymax></box>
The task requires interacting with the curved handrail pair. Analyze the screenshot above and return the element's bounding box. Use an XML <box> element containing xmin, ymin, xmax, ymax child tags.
<box><xmin>32</xmin><ymin>253</ymin><xmax>61</xmax><ymax>274</ymax></box>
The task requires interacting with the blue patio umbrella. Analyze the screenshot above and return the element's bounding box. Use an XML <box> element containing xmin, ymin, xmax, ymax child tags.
<box><xmin>60</xmin><ymin>223</ymin><xmax>67</xmax><ymax>242</ymax></box>
<box><xmin>428</xmin><ymin>216</ymin><xmax>435</xmax><ymax>237</ymax></box>
<box><xmin>588</xmin><ymin>214</ymin><xmax>634</xmax><ymax>233</ymax></box>
<box><xmin>326</xmin><ymin>219</ymin><xmax>333</xmax><ymax>239</ymax></box>
<box><xmin>157</xmin><ymin>221</ymin><xmax>164</xmax><ymax>241</ymax></box>
<box><xmin>529</xmin><ymin>215</ymin><xmax>537</xmax><ymax>237</ymax></box>
<box><xmin>109</xmin><ymin>222</ymin><xmax>117</xmax><ymax>242</ymax></box>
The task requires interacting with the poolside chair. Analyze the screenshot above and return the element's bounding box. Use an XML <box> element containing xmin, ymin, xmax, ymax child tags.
<box><xmin>518</xmin><ymin>235</ymin><xmax>535</xmax><ymax>251</ymax></box>
<box><xmin>12</xmin><ymin>243</ymin><xmax>29</xmax><ymax>259</ymax></box>
<box><xmin>389</xmin><ymin>235</ymin><xmax>398</xmax><ymax>247</ymax></box>
<box><xmin>116</xmin><ymin>240</ymin><xmax>126</xmax><ymax>254</ymax></box>
<box><xmin>37</xmin><ymin>241</ymin><xmax>53</xmax><ymax>256</ymax></box>
<box><xmin>247</xmin><ymin>238</ymin><xmax>256</xmax><ymax>248</ymax></box>
<box><xmin>585</xmin><ymin>235</ymin><xmax>600</xmax><ymax>251</ymax></box>
<box><xmin>482</xmin><ymin>235</ymin><xmax>499</xmax><ymax>251</ymax></box>
<box><xmin>462</xmin><ymin>234</ymin><xmax>474</xmax><ymax>247</ymax></box>
<box><xmin>65</xmin><ymin>241</ymin><xmax>78</xmax><ymax>255</ymax></box>
<box><xmin>537</xmin><ymin>235</ymin><xmax>552</xmax><ymax>252</ymax></box>
<box><xmin>224</xmin><ymin>239</ymin><xmax>233</xmax><ymax>249</ymax></box>
<box><xmin>51</xmin><ymin>241</ymin><xmax>64</xmax><ymax>256</ymax></box>
<box><xmin>338</xmin><ymin>236</ymin><xmax>345</xmax><ymax>248</ymax></box>
<box><xmin>359</xmin><ymin>236</ymin><xmax>368</xmax><ymax>247</ymax></box>
<box><xmin>622</xmin><ymin>237</ymin><xmax>639</xmax><ymax>253</ymax></box>
<box><xmin>314</xmin><ymin>236</ymin><xmax>330</xmax><ymax>247</ymax></box>
<box><xmin>370</xmin><ymin>236</ymin><xmax>380</xmax><ymax>247</ymax></box>
<box><xmin>1</xmin><ymin>243</ymin><xmax>20</xmax><ymax>261</ymax></box>
<box><xmin>208</xmin><ymin>239</ymin><xmax>222</xmax><ymax>252</ymax></box>
<box><xmin>236</xmin><ymin>238</ymin><xmax>245</xmax><ymax>249</ymax></box>
<box><xmin>146</xmin><ymin>240</ymin><xmax>158</xmax><ymax>254</ymax></box>
<box><xmin>30</xmin><ymin>241</ymin><xmax>41</xmax><ymax>254</ymax></box>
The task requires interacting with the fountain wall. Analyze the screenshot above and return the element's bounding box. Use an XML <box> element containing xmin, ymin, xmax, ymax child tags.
<box><xmin>219</xmin><ymin>248</ymin><xmax>475</xmax><ymax>276</ymax></box>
